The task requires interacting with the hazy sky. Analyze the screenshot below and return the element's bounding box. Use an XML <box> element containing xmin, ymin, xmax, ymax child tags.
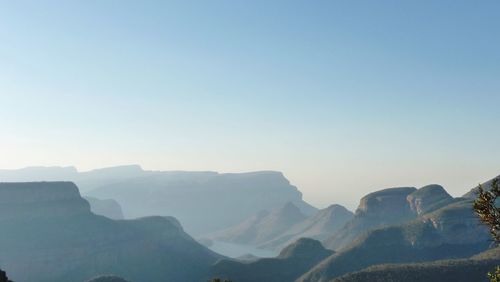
<box><xmin>1</xmin><ymin>1</ymin><xmax>499</xmax><ymax>209</ymax></box>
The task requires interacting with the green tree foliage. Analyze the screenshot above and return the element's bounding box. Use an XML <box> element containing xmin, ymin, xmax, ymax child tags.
<box><xmin>488</xmin><ymin>266</ymin><xmax>500</xmax><ymax>282</ymax></box>
<box><xmin>474</xmin><ymin>177</ymin><xmax>500</xmax><ymax>282</ymax></box>
<box><xmin>474</xmin><ymin>178</ymin><xmax>500</xmax><ymax>242</ymax></box>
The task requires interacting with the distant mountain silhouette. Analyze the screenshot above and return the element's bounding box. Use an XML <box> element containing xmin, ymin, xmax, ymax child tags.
<box><xmin>208</xmin><ymin>202</ymin><xmax>307</xmax><ymax>245</ymax></box>
<box><xmin>0</xmin><ymin>182</ymin><xmax>221</xmax><ymax>282</ymax></box>
<box><xmin>84</xmin><ymin>196</ymin><xmax>124</xmax><ymax>220</ymax></box>
<box><xmin>332</xmin><ymin>247</ymin><xmax>500</xmax><ymax>282</ymax></box>
<box><xmin>86</xmin><ymin>169</ymin><xmax>317</xmax><ymax>235</ymax></box>
<box><xmin>0</xmin><ymin>166</ymin><xmax>317</xmax><ymax>235</ymax></box>
<box><xmin>261</xmin><ymin>204</ymin><xmax>353</xmax><ymax>250</ymax></box>
<box><xmin>210</xmin><ymin>238</ymin><xmax>333</xmax><ymax>282</ymax></box>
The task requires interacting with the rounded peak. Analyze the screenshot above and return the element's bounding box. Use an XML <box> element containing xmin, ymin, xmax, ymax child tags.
<box><xmin>411</xmin><ymin>184</ymin><xmax>450</xmax><ymax>197</ymax></box>
<box><xmin>325</xmin><ymin>204</ymin><xmax>350</xmax><ymax>212</ymax></box>
<box><xmin>85</xmin><ymin>275</ymin><xmax>130</xmax><ymax>282</ymax></box>
<box><xmin>278</xmin><ymin>238</ymin><xmax>332</xmax><ymax>259</ymax></box>
<box><xmin>362</xmin><ymin>187</ymin><xmax>417</xmax><ymax>199</ymax></box>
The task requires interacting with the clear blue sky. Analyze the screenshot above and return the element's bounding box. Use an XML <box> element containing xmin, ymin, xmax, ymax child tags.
<box><xmin>1</xmin><ymin>0</ymin><xmax>499</xmax><ymax>208</ymax></box>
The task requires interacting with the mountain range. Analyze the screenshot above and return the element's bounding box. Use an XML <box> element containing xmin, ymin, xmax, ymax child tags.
<box><xmin>0</xmin><ymin>167</ymin><xmax>497</xmax><ymax>282</ymax></box>
<box><xmin>0</xmin><ymin>182</ymin><xmax>221</xmax><ymax>282</ymax></box>
<box><xmin>0</xmin><ymin>166</ymin><xmax>316</xmax><ymax>235</ymax></box>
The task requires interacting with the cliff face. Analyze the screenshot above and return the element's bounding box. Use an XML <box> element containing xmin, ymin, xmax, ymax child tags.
<box><xmin>0</xmin><ymin>167</ymin><xmax>317</xmax><ymax>235</ymax></box>
<box><xmin>298</xmin><ymin>199</ymin><xmax>490</xmax><ymax>282</ymax></box>
<box><xmin>88</xmin><ymin>171</ymin><xmax>317</xmax><ymax>235</ymax></box>
<box><xmin>84</xmin><ymin>197</ymin><xmax>124</xmax><ymax>220</ymax></box>
<box><xmin>324</xmin><ymin>185</ymin><xmax>461</xmax><ymax>251</ymax></box>
<box><xmin>406</xmin><ymin>185</ymin><xmax>454</xmax><ymax>216</ymax></box>
<box><xmin>325</xmin><ymin>187</ymin><xmax>417</xmax><ymax>251</ymax></box>
<box><xmin>0</xmin><ymin>182</ymin><xmax>90</xmax><ymax>220</ymax></box>
<box><xmin>0</xmin><ymin>182</ymin><xmax>220</xmax><ymax>282</ymax></box>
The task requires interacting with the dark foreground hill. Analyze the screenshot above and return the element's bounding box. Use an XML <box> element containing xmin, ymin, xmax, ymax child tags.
<box><xmin>210</xmin><ymin>238</ymin><xmax>333</xmax><ymax>282</ymax></box>
<box><xmin>332</xmin><ymin>247</ymin><xmax>500</xmax><ymax>282</ymax></box>
<box><xmin>0</xmin><ymin>182</ymin><xmax>220</xmax><ymax>282</ymax></box>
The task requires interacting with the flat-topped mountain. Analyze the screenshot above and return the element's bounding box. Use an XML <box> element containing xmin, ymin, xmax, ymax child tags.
<box><xmin>0</xmin><ymin>166</ymin><xmax>317</xmax><ymax>235</ymax></box>
<box><xmin>210</xmin><ymin>238</ymin><xmax>333</xmax><ymax>282</ymax></box>
<box><xmin>0</xmin><ymin>181</ymin><xmax>221</xmax><ymax>282</ymax></box>
<box><xmin>298</xmin><ymin>199</ymin><xmax>490</xmax><ymax>282</ymax></box>
<box><xmin>87</xmin><ymin>170</ymin><xmax>316</xmax><ymax>235</ymax></box>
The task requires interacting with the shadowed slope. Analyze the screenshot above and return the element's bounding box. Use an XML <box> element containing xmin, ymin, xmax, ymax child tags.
<box><xmin>0</xmin><ymin>182</ymin><xmax>221</xmax><ymax>282</ymax></box>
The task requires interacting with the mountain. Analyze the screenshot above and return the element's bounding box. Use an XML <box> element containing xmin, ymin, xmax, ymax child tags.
<box><xmin>210</xmin><ymin>238</ymin><xmax>333</xmax><ymax>282</ymax></box>
<box><xmin>324</xmin><ymin>187</ymin><xmax>417</xmax><ymax>250</ymax></box>
<box><xmin>260</xmin><ymin>204</ymin><xmax>353</xmax><ymax>250</ymax></box>
<box><xmin>463</xmin><ymin>175</ymin><xmax>500</xmax><ymax>199</ymax></box>
<box><xmin>84</xmin><ymin>196</ymin><xmax>124</xmax><ymax>220</ymax></box>
<box><xmin>0</xmin><ymin>182</ymin><xmax>221</xmax><ymax>282</ymax></box>
<box><xmin>207</xmin><ymin>202</ymin><xmax>308</xmax><ymax>245</ymax></box>
<box><xmin>0</xmin><ymin>166</ymin><xmax>317</xmax><ymax>235</ymax></box>
<box><xmin>0</xmin><ymin>166</ymin><xmax>79</xmax><ymax>182</ymax></box>
<box><xmin>87</xmin><ymin>170</ymin><xmax>317</xmax><ymax>235</ymax></box>
<box><xmin>406</xmin><ymin>184</ymin><xmax>454</xmax><ymax>215</ymax></box>
<box><xmin>332</xmin><ymin>247</ymin><xmax>500</xmax><ymax>282</ymax></box>
<box><xmin>297</xmin><ymin>199</ymin><xmax>490</xmax><ymax>282</ymax></box>
<box><xmin>324</xmin><ymin>185</ymin><xmax>456</xmax><ymax>251</ymax></box>
<box><xmin>85</xmin><ymin>275</ymin><xmax>131</xmax><ymax>282</ymax></box>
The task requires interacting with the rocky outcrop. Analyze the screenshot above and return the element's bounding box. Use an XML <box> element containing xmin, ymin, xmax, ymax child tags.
<box><xmin>0</xmin><ymin>182</ymin><xmax>220</xmax><ymax>282</ymax></box>
<box><xmin>407</xmin><ymin>185</ymin><xmax>454</xmax><ymax>215</ymax></box>
<box><xmin>210</xmin><ymin>238</ymin><xmax>333</xmax><ymax>282</ymax></box>
<box><xmin>356</xmin><ymin>187</ymin><xmax>417</xmax><ymax>217</ymax></box>
<box><xmin>85</xmin><ymin>197</ymin><xmax>124</xmax><ymax>220</ymax></box>
<box><xmin>324</xmin><ymin>187</ymin><xmax>417</xmax><ymax>251</ymax></box>
<box><xmin>298</xmin><ymin>199</ymin><xmax>490</xmax><ymax>282</ymax></box>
